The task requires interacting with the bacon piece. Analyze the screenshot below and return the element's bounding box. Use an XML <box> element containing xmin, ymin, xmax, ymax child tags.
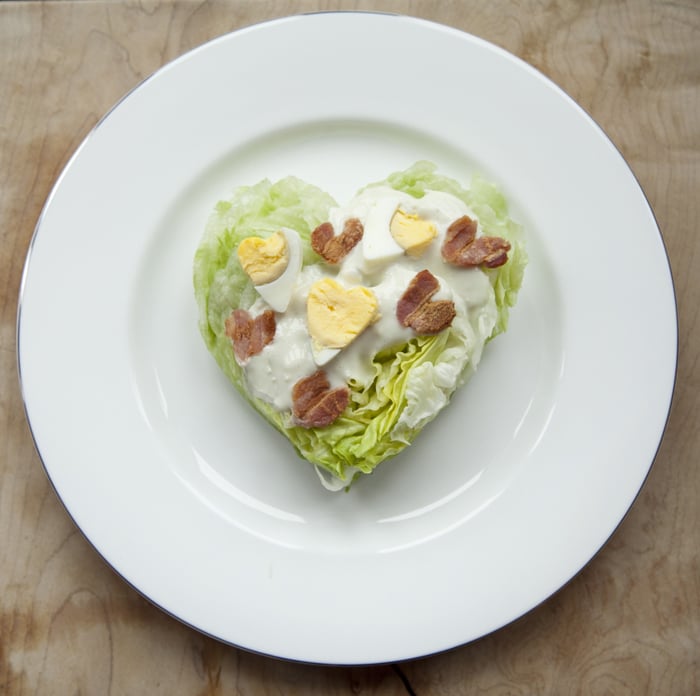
<box><xmin>396</xmin><ymin>269</ymin><xmax>439</xmax><ymax>325</ymax></box>
<box><xmin>311</xmin><ymin>218</ymin><xmax>364</xmax><ymax>264</ymax></box>
<box><xmin>442</xmin><ymin>215</ymin><xmax>478</xmax><ymax>259</ymax></box>
<box><xmin>441</xmin><ymin>214</ymin><xmax>511</xmax><ymax>268</ymax></box>
<box><xmin>291</xmin><ymin>369</ymin><xmax>329</xmax><ymax>417</ymax></box>
<box><xmin>225</xmin><ymin>308</ymin><xmax>276</xmax><ymax>363</ymax></box>
<box><xmin>405</xmin><ymin>300</ymin><xmax>456</xmax><ymax>335</ymax></box>
<box><xmin>453</xmin><ymin>236</ymin><xmax>512</xmax><ymax>268</ymax></box>
<box><xmin>396</xmin><ymin>269</ymin><xmax>456</xmax><ymax>335</ymax></box>
<box><xmin>292</xmin><ymin>370</ymin><xmax>349</xmax><ymax>428</ymax></box>
<box><xmin>300</xmin><ymin>389</ymin><xmax>349</xmax><ymax>429</ymax></box>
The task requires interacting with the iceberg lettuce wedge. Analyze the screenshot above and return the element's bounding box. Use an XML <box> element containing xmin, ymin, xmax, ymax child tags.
<box><xmin>193</xmin><ymin>162</ymin><xmax>527</xmax><ymax>487</ymax></box>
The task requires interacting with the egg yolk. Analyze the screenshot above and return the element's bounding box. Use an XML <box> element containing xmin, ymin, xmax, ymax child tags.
<box><xmin>390</xmin><ymin>210</ymin><xmax>437</xmax><ymax>257</ymax></box>
<box><xmin>307</xmin><ymin>278</ymin><xmax>379</xmax><ymax>349</ymax></box>
<box><xmin>237</xmin><ymin>231</ymin><xmax>288</xmax><ymax>285</ymax></box>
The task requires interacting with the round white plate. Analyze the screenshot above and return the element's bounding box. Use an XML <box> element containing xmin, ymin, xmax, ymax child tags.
<box><xmin>18</xmin><ymin>13</ymin><xmax>677</xmax><ymax>664</ymax></box>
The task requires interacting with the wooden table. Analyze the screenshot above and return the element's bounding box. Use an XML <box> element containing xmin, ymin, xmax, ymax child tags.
<box><xmin>2</xmin><ymin>1</ymin><xmax>698</xmax><ymax>693</ymax></box>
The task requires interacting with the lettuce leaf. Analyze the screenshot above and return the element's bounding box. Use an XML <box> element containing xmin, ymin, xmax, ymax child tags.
<box><xmin>193</xmin><ymin>163</ymin><xmax>527</xmax><ymax>486</ymax></box>
<box><xmin>194</xmin><ymin>176</ymin><xmax>336</xmax><ymax>395</ymax></box>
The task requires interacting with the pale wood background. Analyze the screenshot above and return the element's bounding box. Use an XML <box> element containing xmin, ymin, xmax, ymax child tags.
<box><xmin>1</xmin><ymin>1</ymin><xmax>698</xmax><ymax>694</ymax></box>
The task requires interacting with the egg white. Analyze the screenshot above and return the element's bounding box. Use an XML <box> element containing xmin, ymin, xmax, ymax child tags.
<box><xmin>253</xmin><ymin>227</ymin><xmax>303</xmax><ymax>312</ymax></box>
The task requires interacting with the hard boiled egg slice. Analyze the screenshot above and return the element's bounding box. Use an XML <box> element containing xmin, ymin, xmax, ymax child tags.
<box><xmin>360</xmin><ymin>196</ymin><xmax>405</xmax><ymax>268</ymax></box>
<box><xmin>238</xmin><ymin>228</ymin><xmax>303</xmax><ymax>312</ymax></box>
<box><xmin>390</xmin><ymin>209</ymin><xmax>437</xmax><ymax>257</ymax></box>
<box><xmin>307</xmin><ymin>277</ymin><xmax>379</xmax><ymax>365</ymax></box>
<box><xmin>313</xmin><ymin>346</ymin><xmax>342</xmax><ymax>367</ymax></box>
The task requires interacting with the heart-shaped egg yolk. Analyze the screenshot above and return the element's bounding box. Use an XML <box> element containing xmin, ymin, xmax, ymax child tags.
<box><xmin>307</xmin><ymin>278</ymin><xmax>379</xmax><ymax>350</ymax></box>
<box><xmin>390</xmin><ymin>209</ymin><xmax>437</xmax><ymax>257</ymax></box>
<box><xmin>237</xmin><ymin>231</ymin><xmax>288</xmax><ymax>285</ymax></box>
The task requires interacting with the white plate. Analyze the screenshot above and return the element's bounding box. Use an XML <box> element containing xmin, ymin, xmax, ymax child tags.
<box><xmin>18</xmin><ymin>13</ymin><xmax>677</xmax><ymax>664</ymax></box>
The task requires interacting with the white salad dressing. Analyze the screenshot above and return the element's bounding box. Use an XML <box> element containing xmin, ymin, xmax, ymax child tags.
<box><xmin>242</xmin><ymin>186</ymin><xmax>497</xmax><ymax>412</ymax></box>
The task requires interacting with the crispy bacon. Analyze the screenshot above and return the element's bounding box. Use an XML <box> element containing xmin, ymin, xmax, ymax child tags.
<box><xmin>291</xmin><ymin>369</ymin><xmax>329</xmax><ymax>417</ymax></box>
<box><xmin>225</xmin><ymin>308</ymin><xmax>276</xmax><ymax>363</ymax></box>
<box><xmin>396</xmin><ymin>269</ymin><xmax>440</xmax><ymax>325</ymax></box>
<box><xmin>442</xmin><ymin>215</ymin><xmax>478</xmax><ymax>259</ymax></box>
<box><xmin>441</xmin><ymin>215</ymin><xmax>511</xmax><ymax>268</ymax></box>
<box><xmin>454</xmin><ymin>236</ymin><xmax>512</xmax><ymax>268</ymax></box>
<box><xmin>311</xmin><ymin>217</ymin><xmax>364</xmax><ymax>264</ymax></box>
<box><xmin>299</xmin><ymin>389</ymin><xmax>349</xmax><ymax>429</ymax></box>
<box><xmin>396</xmin><ymin>269</ymin><xmax>456</xmax><ymax>335</ymax></box>
<box><xmin>292</xmin><ymin>370</ymin><xmax>349</xmax><ymax>428</ymax></box>
<box><xmin>405</xmin><ymin>300</ymin><xmax>456</xmax><ymax>334</ymax></box>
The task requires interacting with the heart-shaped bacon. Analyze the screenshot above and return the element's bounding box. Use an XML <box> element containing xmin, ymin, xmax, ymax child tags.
<box><xmin>442</xmin><ymin>215</ymin><xmax>511</xmax><ymax>268</ymax></box>
<box><xmin>311</xmin><ymin>217</ymin><xmax>364</xmax><ymax>264</ymax></box>
<box><xmin>292</xmin><ymin>370</ymin><xmax>349</xmax><ymax>428</ymax></box>
<box><xmin>225</xmin><ymin>308</ymin><xmax>276</xmax><ymax>363</ymax></box>
<box><xmin>397</xmin><ymin>269</ymin><xmax>456</xmax><ymax>335</ymax></box>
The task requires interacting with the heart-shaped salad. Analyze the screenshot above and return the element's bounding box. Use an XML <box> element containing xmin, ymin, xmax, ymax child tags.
<box><xmin>193</xmin><ymin>161</ymin><xmax>527</xmax><ymax>489</ymax></box>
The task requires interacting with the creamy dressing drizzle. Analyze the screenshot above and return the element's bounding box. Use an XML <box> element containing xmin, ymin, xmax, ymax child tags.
<box><xmin>242</xmin><ymin>186</ymin><xmax>495</xmax><ymax>412</ymax></box>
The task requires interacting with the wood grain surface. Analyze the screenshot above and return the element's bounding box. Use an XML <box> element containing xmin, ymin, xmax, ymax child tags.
<box><xmin>1</xmin><ymin>1</ymin><xmax>698</xmax><ymax>694</ymax></box>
